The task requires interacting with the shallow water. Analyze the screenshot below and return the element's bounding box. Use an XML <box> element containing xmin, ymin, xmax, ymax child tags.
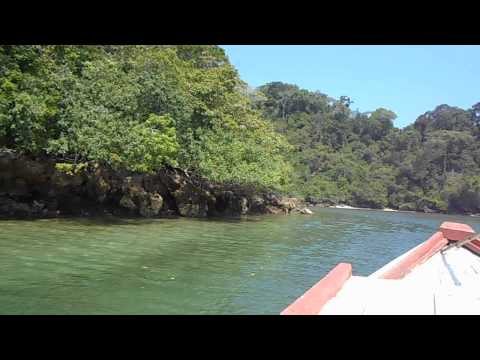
<box><xmin>1</xmin><ymin>208</ymin><xmax>479</xmax><ymax>314</ymax></box>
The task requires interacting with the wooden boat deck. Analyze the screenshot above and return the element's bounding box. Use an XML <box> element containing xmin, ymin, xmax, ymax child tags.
<box><xmin>281</xmin><ymin>222</ymin><xmax>480</xmax><ymax>315</ymax></box>
<box><xmin>319</xmin><ymin>247</ymin><xmax>480</xmax><ymax>314</ymax></box>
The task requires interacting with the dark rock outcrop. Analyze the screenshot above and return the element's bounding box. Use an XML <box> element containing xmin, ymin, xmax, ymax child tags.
<box><xmin>0</xmin><ymin>149</ymin><xmax>296</xmax><ymax>219</ymax></box>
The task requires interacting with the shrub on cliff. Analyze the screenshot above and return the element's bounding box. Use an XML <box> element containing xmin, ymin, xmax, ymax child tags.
<box><xmin>0</xmin><ymin>45</ymin><xmax>291</xmax><ymax>189</ymax></box>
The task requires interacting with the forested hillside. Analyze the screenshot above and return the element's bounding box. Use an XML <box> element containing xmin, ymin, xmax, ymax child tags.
<box><xmin>1</xmin><ymin>45</ymin><xmax>479</xmax><ymax>216</ymax></box>
<box><xmin>253</xmin><ymin>82</ymin><xmax>480</xmax><ymax>213</ymax></box>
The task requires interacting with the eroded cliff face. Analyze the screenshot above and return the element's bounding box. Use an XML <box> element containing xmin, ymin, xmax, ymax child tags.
<box><xmin>0</xmin><ymin>149</ymin><xmax>299</xmax><ymax>218</ymax></box>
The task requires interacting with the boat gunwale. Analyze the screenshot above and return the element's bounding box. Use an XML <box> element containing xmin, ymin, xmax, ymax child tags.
<box><xmin>280</xmin><ymin>263</ymin><xmax>352</xmax><ymax>315</ymax></box>
<box><xmin>281</xmin><ymin>221</ymin><xmax>478</xmax><ymax>315</ymax></box>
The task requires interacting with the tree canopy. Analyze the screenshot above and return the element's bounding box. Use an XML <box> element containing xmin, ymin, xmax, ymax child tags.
<box><xmin>0</xmin><ymin>45</ymin><xmax>292</xmax><ymax>189</ymax></box>
<box><xmin>1</xmin><ymin>46</ymin><xmax>479</xmax><ymax>214</ymax></box>
<box><xmin>254</xmin><ymin>82</ymin><xmax>480</xmax><ymax>213</ymax></box>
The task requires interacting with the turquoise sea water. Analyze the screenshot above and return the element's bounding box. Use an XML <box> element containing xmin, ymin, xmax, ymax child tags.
<box><xmin>1</xmin><ymin>208</ymin><xmax>479</xmax><ymax>314</ymax></box>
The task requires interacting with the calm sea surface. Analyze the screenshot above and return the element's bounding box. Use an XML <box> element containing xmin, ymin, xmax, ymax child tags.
<box><xmin>1</xmin><ymin>208</ymin><xmax>479</xmax><ymax>314</ymax></box>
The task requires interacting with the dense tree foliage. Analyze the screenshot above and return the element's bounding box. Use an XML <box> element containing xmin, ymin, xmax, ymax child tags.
<box><xmin>1</xmin><ymin>46</ymin><xmax>479</xmax><ymax>214</ymax></box>
<box><xmin>0</xmin><ymin>45</ymin><xmax>292</xmax><ymax>189</ymax></box>
<box><xmin>254</xmin><ymin>82</ymin><xmax>480</xmax><ymax>214</ymax></box>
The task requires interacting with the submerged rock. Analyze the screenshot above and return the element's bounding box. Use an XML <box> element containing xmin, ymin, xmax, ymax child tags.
<box><xmin>299</xmin><ymin>208</ymin><xmax>313</xmax><ymax>215</ymax></box>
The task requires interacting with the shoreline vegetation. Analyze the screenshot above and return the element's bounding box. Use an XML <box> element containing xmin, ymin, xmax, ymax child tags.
<box><xmin>328</xmin><ymin>204</ymin><xmax>480</xmax><ymax>216</ymax></box>
<box><xmin>1</xmin><ymin>45</ymin><xmax>480</xmax><ymax>219</ymax></box>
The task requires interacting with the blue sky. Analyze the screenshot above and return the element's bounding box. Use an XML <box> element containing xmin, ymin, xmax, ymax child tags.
<box><xmin>221</xmin><ymin>45</ymin><xmax>479</xmax><ymax>128</ymax></box>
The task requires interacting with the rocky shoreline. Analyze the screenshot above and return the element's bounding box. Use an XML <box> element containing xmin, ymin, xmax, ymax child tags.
<box><xmin>304</xmin><ymin>197</ymin><xmax>479</xmax><ymax>216</ymax></box>
<box><xmin>3</xmin><ymin>149</ymin><xmax>474</xmax><ymax>220</ymax></box>
<box><xmin>0</xmin><ymin>149</ymin><xmax>305</xmax><ymax>219</ymax></box>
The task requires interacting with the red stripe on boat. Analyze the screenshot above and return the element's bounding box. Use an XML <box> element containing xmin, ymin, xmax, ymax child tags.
<box><xmin>379</xmin><ymin>231</ymin><xmax>448</xmax><ymax>280</ymax></box>
<box><xmin>465</xmin><ymin>239</ymin><xmax>480</xmax><ymax>255</ymax></box>
<box><xmin>440</xmin><ymin>221</ymin><xmax>475</xmax><ymax>241</ymax></box>
<box><xmin>440</xmin><ymin>221</ymin><xmax>480</xmax><ymax>255</ymax></box>
<box><xmin>281</xmin><ymin>263</ymin><xmax>352</xmax><ymax>315</ymax></box>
